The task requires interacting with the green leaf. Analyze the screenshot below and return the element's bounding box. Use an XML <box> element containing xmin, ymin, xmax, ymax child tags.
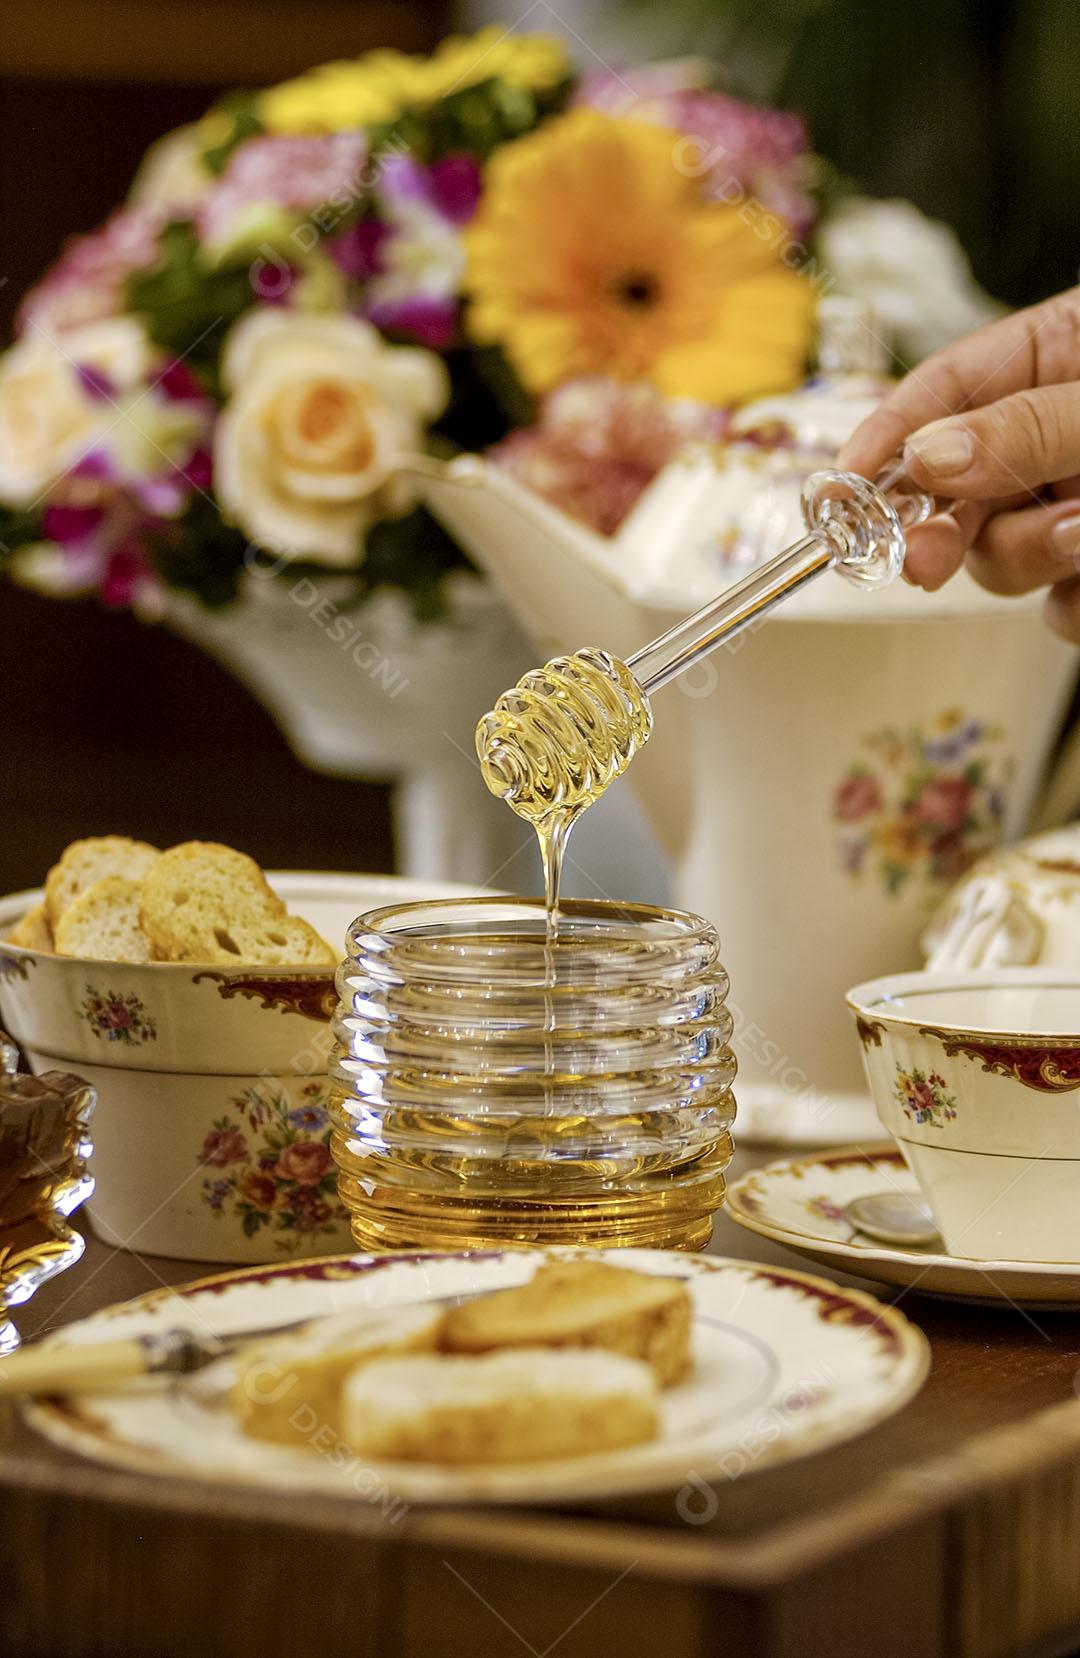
<box><xmin>356</xmin><ymin>507</ymin><xmax>473</xmax><ymax>621</ymax></box>
<box><xmin>200</xmin><ymin>91</ymin><xmax>265</xmax><ymax>175</ymax></box>
<box><xmin>0</xmin><ymin>502</ymin><xmax>44</xmax><ymax>560</ymax></box>
<box><xmin>370</xmin><ymin>72</ymin><xmax>572</xmax><ymax>164</ymax></box>
<box><xmin>125</xmin><ymin>220</ymin><xmax>254</xmax><ymax>380</ymax></box>
<box><xmin>146</xmin><ymin>491</ymin><xmax>249</xmax><ymax>609</ymax></box>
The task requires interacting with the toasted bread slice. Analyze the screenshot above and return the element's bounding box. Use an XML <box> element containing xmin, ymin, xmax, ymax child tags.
<box><xmin>225</xmin><ymin>913</ymin><xmax>337</xmax><ymax>967</ymax></box>
<box><xmin>439</xmin><ymin>1261</ymin><xmax>693</xmax><ymax>1387</ymax></box>
<box><xmin>8</xmin><ymin>902</ymin><xmax>53</xmax><ymax>952</ymax></box>
<box><xmin>139</xmin><ymin>840</ymin><xmax>287</xmax><ymax>964</ymax></box>
<box><xmin>342</xmin><ymin>1347</ymin><xmax>659</xmax><ymax>1464</ymax></box>
<box><xmin>234</xmin><ymin>1305</ymin><xmax>441</xmax><ymax>1445</ymax></box>
<box><xmin>55</xmin><ymin>876</ymin><xmax>155</xmax><ymax>963</ymax></box>
<box><xmin>44</xmin><ymin>836</ymin><xmax>159</xmax><ymax>929</ymax></box>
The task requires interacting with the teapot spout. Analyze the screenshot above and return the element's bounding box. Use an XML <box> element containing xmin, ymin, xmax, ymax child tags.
<box><xmin>415</xmin><ymin>457</ymin><xmax>645</xmax><ymax>659</ymax></box>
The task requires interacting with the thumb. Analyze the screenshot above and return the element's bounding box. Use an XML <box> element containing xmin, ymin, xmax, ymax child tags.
<box><xmin>903</xmin><ymin>382</ymin><xmax>1080</xmax><ymax>499</ymax></box>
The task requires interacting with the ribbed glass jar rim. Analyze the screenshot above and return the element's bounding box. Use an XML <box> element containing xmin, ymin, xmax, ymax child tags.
<box><xmin>344</xmin><ymin>897</ymin><xmax>721</xmax><ymax>988</ymax></box>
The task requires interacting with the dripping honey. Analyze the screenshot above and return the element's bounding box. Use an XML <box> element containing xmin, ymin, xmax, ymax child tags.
<box><xmin>475</xmin><ymin>647</ymin><xmax>653</xmax><ymax>915</ymax></box>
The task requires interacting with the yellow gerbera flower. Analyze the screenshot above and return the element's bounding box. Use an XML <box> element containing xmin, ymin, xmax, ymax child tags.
<box><xmin>465</xmin><ymin>110</ymin><xmax>815</xmax><ymax>404</ymax></box>
<box><xmin>259</xmin><ymin>28</ymin><xmax>570</xmax><ymax>136</ymax></box>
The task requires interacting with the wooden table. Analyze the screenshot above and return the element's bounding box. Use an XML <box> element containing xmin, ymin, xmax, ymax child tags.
<box><xmin>4</xmin><ymin>1144</ymin><xmax>1080</xmax><ymax>1658</ymax></box>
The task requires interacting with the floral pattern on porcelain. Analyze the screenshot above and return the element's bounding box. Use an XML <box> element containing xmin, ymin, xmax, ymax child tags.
<box><xmin>78</xmin><ymin>987</ymin><xmax>157</xmax><ymax>1045</ymax></box>
<box><xmin>893</xmin><ymin>1064</ymin><xmax>957</xmax><ymax>1128</ymax></box>
<box><xmin>198</xmin><ymin>1080</ymin><xmax>346</xmax><ymax>1250</ymax></box>
<box><xmin>833</xmin><ymin>711</ymin><xmax>1012</xmax><ymax>896</ymax></box>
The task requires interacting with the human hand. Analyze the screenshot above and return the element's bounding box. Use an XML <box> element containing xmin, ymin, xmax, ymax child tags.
<box><xmin>837</xmin><ymin>288</ymin><xmax>1080</xmax><ymax>641</ymax></box>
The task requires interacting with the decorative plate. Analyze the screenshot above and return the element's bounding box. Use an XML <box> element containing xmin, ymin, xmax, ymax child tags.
<box><xmin>23</xmin><ymin>1247</ymin><xmax>928</xmax><ymax>1506</ymax></box>
<box><xmin>726</xmin><ymin>1145</ymin><xmax>1080</xmax><ymax>1308</ymax></box>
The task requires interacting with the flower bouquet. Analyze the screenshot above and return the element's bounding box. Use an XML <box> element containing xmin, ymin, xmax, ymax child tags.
<box><xmin>0</xmin><ymin>27</ymin><xmax>998</xmax><ymax>620</ymax></box>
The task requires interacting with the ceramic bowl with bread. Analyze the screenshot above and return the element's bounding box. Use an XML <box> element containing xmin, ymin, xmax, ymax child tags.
<box><xmin>0</xmin><ymin>837</ymin><xmax>487</xmax><ymax>1263</ymax></box>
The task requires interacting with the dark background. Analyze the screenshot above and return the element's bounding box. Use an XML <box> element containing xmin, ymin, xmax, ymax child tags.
<box><xmin>1</xmin><ymin>0</ymin><xmax>1078</xmax><ymax>892</ymax></box>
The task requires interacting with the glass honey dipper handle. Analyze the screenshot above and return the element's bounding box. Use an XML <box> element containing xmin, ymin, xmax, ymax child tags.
<box><xmin>625</xmin><ymin>463</ymin><xmax>943</xmax><ymax>695</ymax></box>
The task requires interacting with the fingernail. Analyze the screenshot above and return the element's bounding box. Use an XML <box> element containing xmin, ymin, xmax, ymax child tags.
<box><xmin>905</xmin><ymin>421</ymin><xmax>974</xmax><ymax>477</ymax></box>
<box><xmin>1052</xmin><ymin>514</ymin><xmax>1080</xmax><ymax>564</ymax></box>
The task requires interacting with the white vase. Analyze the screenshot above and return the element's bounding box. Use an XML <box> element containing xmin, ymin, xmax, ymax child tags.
<box><xmin>420</xmin><ymin>459</ymin><xmax>1079</xmax><ymax>1145</ymax></box>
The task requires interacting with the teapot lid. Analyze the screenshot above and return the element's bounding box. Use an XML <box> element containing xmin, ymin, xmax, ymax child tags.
<box><xmin>615</xmin><ymin>306</ymin><xmax>896</xmax><ymax>597</ymax></box>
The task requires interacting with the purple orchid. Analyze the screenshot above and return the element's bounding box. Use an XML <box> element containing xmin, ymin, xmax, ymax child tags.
<box><xmin>33</xmin><ymin>359</ymin><xmax>214</xmax><ymax>613</ymax></box>
<box><xmin>333</xmin><ymin>152</ymin><xmax>482</xmax><ymax>349</ymax></box>
<box><xmin>40</xmin><ymin>498</ymin><xmax>162</xmax><ymax>612</ymax></box>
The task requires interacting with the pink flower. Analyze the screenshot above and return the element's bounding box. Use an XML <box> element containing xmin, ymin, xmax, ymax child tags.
<box><xmin>913</xmin><ymin>777</ymin><xmax>972</xmax><ymax>833</ymax></box>
<box><xmin>201</xmin><ymin>1127</ymin><xmax>248</xmax><ymax>1167</ymax></box>
<box><xmin>197</xmin><ymin>132</ymin><xmax>367</xmax><ymax>247</ymax></box>
<box><xmin>491</xmin><ymin>378</ymin><xmax>729</xmax><ymax>535</ymax></box>
<box><xmin>834</xmin><ymin>773</ymin><xmax>883</xmax><ymax>823</ymax></box>
<box><xmin>274</xmin><ymin>1139</ymin><xmax>332</xmax><ymax>1187</ymax></box>
<box><xmin>17</xmin><ymin>207</ymin><xmax>165</xmax><ymax>336</ymax></box>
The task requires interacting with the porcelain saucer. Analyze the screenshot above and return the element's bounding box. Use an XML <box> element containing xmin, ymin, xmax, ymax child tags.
<box><xmin>725</xmin><ymin>1144</ymin><xmax>1080</xmax><ymax>1309</ymax></box>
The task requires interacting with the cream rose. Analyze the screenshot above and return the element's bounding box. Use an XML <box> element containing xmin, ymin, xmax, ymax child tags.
<box><xmin>0</xmin><ymin>318</ymin><xmax>150</xmax><ymax>506</ymax></box>
<box><xmin>213</xmin><ymin>310</ymin><xmax>449</xmax><ymax>566</ymax></box>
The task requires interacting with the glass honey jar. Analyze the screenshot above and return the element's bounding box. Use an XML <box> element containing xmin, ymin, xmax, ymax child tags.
<box><xmin>330</xmin><ymin>896</ymin><xmax>736</xmax><ymax>1252</ymax></box>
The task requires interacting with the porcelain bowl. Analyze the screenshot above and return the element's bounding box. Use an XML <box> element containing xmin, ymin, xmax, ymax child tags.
<box><xmin>0</xmin><ymin>873</ymin><xmax>487</xmax><ymax>1263</ymax></box>
<box><xmin>847</xmin><ymin>969</ymin><xmax>1080</xmax><ymax>1263</ymax></box>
